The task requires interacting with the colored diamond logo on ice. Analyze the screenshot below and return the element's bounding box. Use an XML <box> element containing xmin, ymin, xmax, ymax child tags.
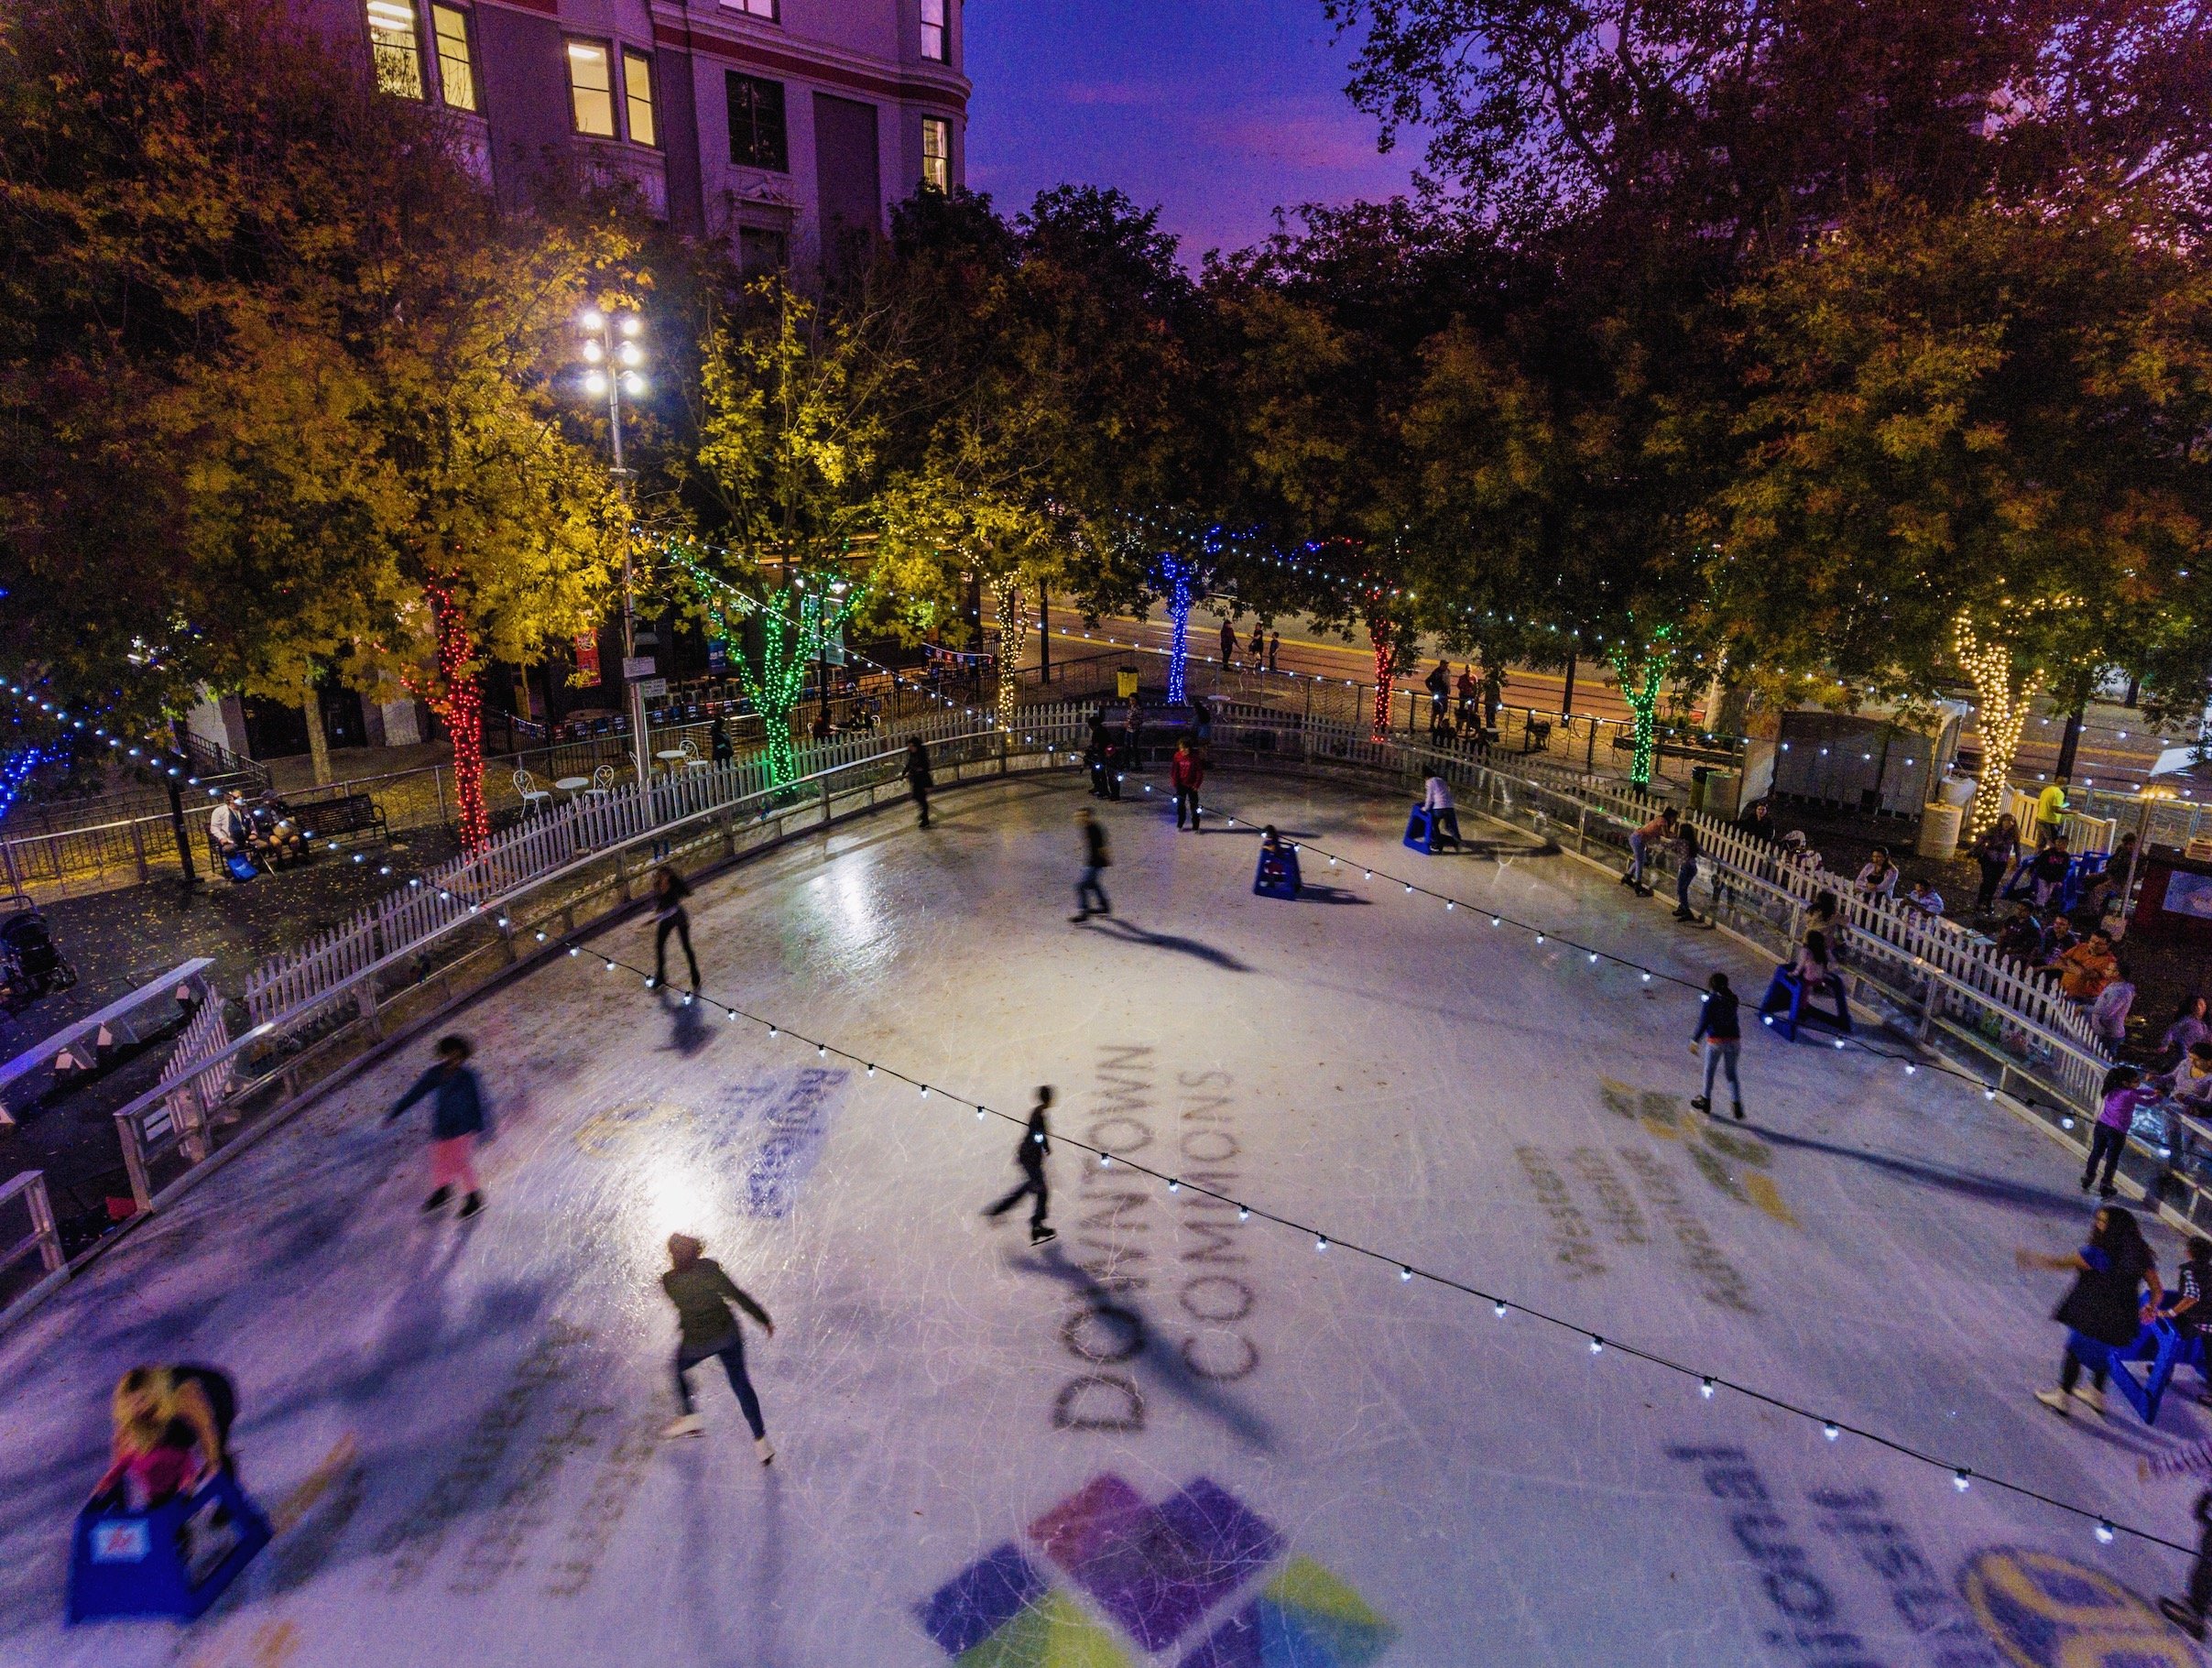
<box><xmin>915</xmin><ymin>1475</ymin><xmax>1396</xmax><ymax>1667</ymax></box>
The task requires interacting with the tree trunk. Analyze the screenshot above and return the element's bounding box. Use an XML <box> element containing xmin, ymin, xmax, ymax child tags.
<box><xmin>2054</xmin><ymin>693</ymin><xmax>2087</xmax><ymax>782</ymax></box>
<box><xmin>301</xmin><ymin>685</ymin><xmax>332</xmax><ymax>786</ymax></box>
<box><xmin>993</xmin><ymin>574</ymin><xmax>1030</xmax><ymax>732</ymax></box>
<box><xmin>1560</xmin><ymin>650</ymin><xmax>1576</xmax><ymax>718</ymax></box>
<box><xmin>1161</xmin><ymin>554</ymin><xmax>1193</xmax><ymax>705</ymax></box>
<box><xmin>426</xmin><ymin>585</ymin><xmax>489</xmax><ymax>853</ymax></box>
<box><xmin>1368</xmin><ymin>613</ymin><xmax>1397</xmax><ymax>740</ymax></box>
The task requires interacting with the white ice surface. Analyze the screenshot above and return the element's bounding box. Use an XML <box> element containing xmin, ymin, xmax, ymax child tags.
<box><xmin>0</xmin><ymin>770</ymin><xmax>2205</xmax><ymax>1668</ymax></box>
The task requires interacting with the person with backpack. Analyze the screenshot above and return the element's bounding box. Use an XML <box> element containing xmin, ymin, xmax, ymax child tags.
<box><xmin>659</xmin><ymin>1234</ymin><xmax>775</xmax><ymax>1462</ymax></box>
<box><xmin>1073</xmin><ymin>809</ymin><xmax>1111</xmax><ymax>922</ymax></box>
<box><xmin>983</xmin><ymin>1087</ymin><xmax>1056</xmax><ymax>1246</ymax></box>
<box><xmin>2021</xmin><ymin>1205</ymin><xmax>2161</xmax><ymax>1417</ymax></box>
<box><xmin>386</xmin><ymin>1035</ymin><xmax>490</xmax><ymax>1218</ymax></box>
<box><xmin>1170</xmin><ymin>736</ymin><xmax>1205</xmax><ymax>833</ymax></box>
<box><xmin>1688</xmin><ymin>972</ymin><xmax>1744</xmax><ymax>1120</ymax></box>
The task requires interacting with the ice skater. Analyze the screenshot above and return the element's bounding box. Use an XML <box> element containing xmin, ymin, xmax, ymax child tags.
<box><xmin>1622</xmin><ymin>806</ymin><xmax>1674</xmax><ymax>896</ymax></box>
<box><xmin>983</xmin><ymin>1086</ymin><xmax>1056</xmax><ymax>1245</ymax></box>
<box><xmin>1171</xmin><ymin>736</ymin><xmax>1204</xmax><ymax>833</ymax></box>
<box><xmin>1073</xmin><ymin>808</ymin><xmax>1111</xmax><ymax>921</ymax></box>
<box><xmin>2084</xmin><ymin>1064</ymin><xmax>2158</xmax><ymax>1198</ymax></box>
<box><xmin>2162</xmin><ymin>1491</ymin><xmax>2212</xmax><ymax>1639</ymax></box>
<box><xmin>386</xmin><ymin>1034</ymin><xmax>489</xmax><ymax>1218</ymax></box>
<box><xmin>648</xmin><ymin>865</ymin><xmax>700</xmax><ymax>994</ymax></box>
<box><xmin>2020</xmin><ymin>1205</ymin><xmax>2160</xmax><ymax>1418</ymax></box>
<box><xmin>904</xmin><ymin>736</ymin><xmax>933</xmax><ymax>828</ymax></box>
<box><xmin>1688</xmin><ymin>971</ymin><xmax>1744</xmax><ymax>1120</ymax></box>
<box><xmin>659</xmin><ymin>1233</ymin><xmax>775</xmax><ymax>1462</ymax></box>
<box><xmin>1673</xmin><ymin>816</ymin><xmax>1705</xmax><ymax>922</ymax></box>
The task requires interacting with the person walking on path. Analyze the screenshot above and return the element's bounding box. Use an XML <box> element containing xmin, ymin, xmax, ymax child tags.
<box><xmin>2021</xmin><ymin>1204</ymin><xmax>2161</xmax><ymax>1417</ymax></box>
<box><xmin>1171</xmin><ymin>736</ymin><xmax>1205</xmax><ymax>833</ymax></box>
<box><xmin>649</xmin><ymin>865</ymin><xmax>701</xmax><ymax>994</ymax></box>
<box><xmin>1267</xmin><ymin>631</ymin><xmax>1280</xmax><ymax>673</ymax></box>
<box><xmin>1973</xmin><ymin>815</ymin><xmax>2021</xmax><ymax>915</ymax></box>
<box><xmin>1120</xmin><ymin>701</ymin><xmax>1143</xmax><ymax>776</ymax></box>
<box><xmin>1073</xmin><ymin>809</ymin><xmax>1111</xmax><ymax>921</ymax></box>
<box><xmin>1689</xmin><ymin>973</ymin><xmax>1744</xmax><ymax>1120</ymax></box>
<box><xmin>1219</xmin><ymin>618</ymin><xmax>1237</xmax><ymax>669</ymax></box>
<box><xmin>386</xmin><ymin>1035</ymin><xmax>490</xmax><ymax>1218</ymax></box>
<box><xmin>983</xmin><ymin>1087</ymin><xmax>1056</xmax><ymax>1246</ymax></box>
<box><xmin>659</xmin><ymin>1234</ymin><xmax>775</xmax><ymax>1462</ymax></box>
<box><xmin>1673</xmin><ymin>817</ymin><xmax>1704</xmax><ymax>922</ymax></box>
<box><xmin>2084</xmin><ymin>1064</ymin><xmax>2158</xmax><ymax>1197</ymax></box>
<box><xmin>2161</xmin><ymin>1490</ymin><xmax>2212</xmax><ymax>1640</ymax></box>
<box><xmin>1622</xmin><ymin>806</ymin><xmax>1674</xmax><ymax>896</ymax></box>
<box><xmin>904</xmin><ymin>737</ymin><xmax>933</xmax><ymax>829</ymax></box>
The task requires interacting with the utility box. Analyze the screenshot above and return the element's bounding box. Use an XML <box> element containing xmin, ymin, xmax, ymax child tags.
<box><xmin>1772</xmin><ymin>703</ymin><xmax>1967</xmax><ymax>817</ymax></box>
<box><xmin>1116</xmin><ymin>666</ymin><xmax>1139</xmax><ymax>700</ymax></box>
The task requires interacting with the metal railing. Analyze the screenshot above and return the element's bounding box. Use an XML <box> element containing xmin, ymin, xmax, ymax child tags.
<box><xmin>0</xmin><ymin>1170</ymin><xmax>65</xmax><ymax>1325</ymax></box>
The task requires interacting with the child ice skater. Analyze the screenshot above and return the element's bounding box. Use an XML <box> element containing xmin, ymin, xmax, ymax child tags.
<box><xmin>386</xmin><ymin>1034</ymin><xmax>489</xmax><ymax>1218</ymax></box>
<box><xmin>659</xmin><ymin>1234</ymin><xmax>775</xmax><ymax>1463</ymax></box>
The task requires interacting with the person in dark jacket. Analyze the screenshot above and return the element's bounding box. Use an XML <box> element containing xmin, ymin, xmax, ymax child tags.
<box><xmin>1085</xmin><ymin>712</ymin><xmax>1111</xmax><ymax>798</ymax></box>
<box><xmin>649</xmin><ymin>866</ymin><xmax>700</xmax><ymax>994</ymax></box>
<box><xmin>709</xmin><ymin>714</ymin><xmax>733</xmax><ymax>765</ymax></box>
<box><xmin>1689</xmin><ymin>972</ymin><xmax>1744</xmax><ymax>1120</ymax></box>
<box><xmin>659</xmin><ymin>1234</ymin><xmax>775</xmax><ymax>1461</ymax></box>
<box><xmin>1170</xmin><ymin>737</ymin><xmax>1205</xmax><ymax>833</ymax></box>
<box><xmin>1972</xmin><ymin>815</ymin><xmax>2021</xmax><ymax>914</ymax></box>
<box><xmin>983</xmin><ymin>1087</ymin><xmax>1056</xmax><ymax>1245</ymax></box>
<box><xmin>2162</xmin><ymin>1489</ymin><xmax>2212</xmax><ymax>1639</ymax></box>
<box><xmin>1735</xmin><ymin>798</ymin><xmax>1775</xmax><ymax>844</ymax></box>
<box><xmin>1073</xmin><ymin>809</ymin><xmax>1111</xmax><ymax>921</ymax></box>
<box><xmin>386</xmin><ymin>1035</ymin><xmax>490</xmax><ymax>1217</ymax></box>
<box><xmin>2021</xmin><ymin>1205</ymin><xmax>2161</xmax><ymax>1417</ymax></box>
<box><xmin>1218</xmin><ymin>618</ymin><xmax>1237</xmax><ymax>668</ymax></box>
<box><xmin>1673</xmin><ymin>819</ymin><xmax>1703</xmax><ymax>922</ymax></box>
<box><xmin>904</xmin><ymin>737</ymin><xmax>933</xmax><ymax>828</ymax></box>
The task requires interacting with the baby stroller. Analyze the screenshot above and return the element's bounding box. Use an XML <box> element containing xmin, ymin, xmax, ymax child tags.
<box><xmin>0</xmin><ymin>898</ymin><xmax>78</xmax><ymax>1015</ymax></box>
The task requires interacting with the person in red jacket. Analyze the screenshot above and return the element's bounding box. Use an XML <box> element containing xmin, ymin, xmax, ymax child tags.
<box><xmin>1170</xmin><ymin>736</ymin><xmax>1205</xmax><ymax>833</ymax></box>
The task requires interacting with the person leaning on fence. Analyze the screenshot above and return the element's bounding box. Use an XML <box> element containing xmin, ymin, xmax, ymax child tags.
<box><xmin>2163</xmin><ymin>997</ymin><xmax>2212</xmax><ymax>1065</ymax></box>
<box><xmin>1854</xmin><ymin>846</ymin><xmax>1900</xmax><ymax>899</ymax></box>
<box><xmin>2056</xmin><ymin>930</ymin><xmax>2119</xmax><ymax>1003</ymax></box>
<box><xmin>1905</xmin><ymin>878</ymin><xmax>1945</xmax><ymax>917</ymax></box>
<box><xmin>2033</xmin><ymin>781</ymin><xmax>2070</xmax><ymax>847</ymax></box>
<box><xmin>2083</xmin><ymin>1065</ymin><xmax>2159</xmax><ymax>1198</ymax></box>
<box><xmin>2089</xmin><ymin>959</ymin><xmax>2137</xmax><ymax>1050</ymax></box>
<box><xmin>1995</xmin><ymin>902</ymin><xmax>2045</xmax><ymax>966</ymax></box>
<box><xmin>1622</xmin><ymin>806</ymin><xmax>1675</xmax><ymax>897</ymax></box>
<box><xmin>1735</xmin><ymin>797</ymin><xmax>1775</xmax><ymax>843</ymax></box>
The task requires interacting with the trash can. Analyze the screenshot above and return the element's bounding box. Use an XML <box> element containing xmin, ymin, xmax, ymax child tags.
<box><xmin>1939</xmin><ymin>774</ymin><xmax>1975</xmax><ymax>810</ymax></box>
<box><xmin>1688</xmin><ymin>766</ymin><xmax>1713</xmax><ymax>812</ymax></box>
<box><xmin>1116</xmin><ymin>666</ymin><xmax>1139</xmax><ymax>700</ymax></box>
<box><xmin>1918</xmin><ymin>801</ymin><xmax>1964</xmax><ymax>860</ymax></box>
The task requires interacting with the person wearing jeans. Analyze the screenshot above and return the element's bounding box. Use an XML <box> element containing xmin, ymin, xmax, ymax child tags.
<box><xmin>2084</xmin><ymin>1065</ymin><xmax>2158</xmax><ymax>1197</ymax></box>
<box><xmin>1689</xmin><ymin>972</ymin><xmax>1744</xmax><ymax>1119</ymax></box>
<box><xmin>1170</xmin><ymin>738</ymin><xmax>1205</xmax><ymax>833</ymax></box>
<box><xmin>660</xmin><ymin>1234</ymin><xmax>775</xmax><ymax>1462</ymax></box>
<box><xmin>1622</xmin><ymin>807</ymin><xmax>1674</xmax><ymax>896</ymax></box>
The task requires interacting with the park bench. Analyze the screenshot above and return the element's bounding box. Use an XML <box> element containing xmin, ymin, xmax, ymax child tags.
<box><xmin>207</xmin><ymin>790</ymin><xmax>388</xmax><ymax>874</ymax></box>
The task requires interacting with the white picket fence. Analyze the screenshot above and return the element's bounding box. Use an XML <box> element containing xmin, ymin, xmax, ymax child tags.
<box><xmin>236</xmin><ymin>704</ymin><xmax>1075</xmax><ymax>1030</ymax></box>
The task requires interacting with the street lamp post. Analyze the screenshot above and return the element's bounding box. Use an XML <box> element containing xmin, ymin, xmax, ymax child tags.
<box><xmin>578</xmin><ymin>307</ymin><xmax>653</xmax><ymax>791</ymax></box>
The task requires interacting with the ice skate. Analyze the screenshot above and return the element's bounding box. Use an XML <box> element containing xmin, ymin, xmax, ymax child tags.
<box><xmin>1689</xmin><ymin>1096</ymin><xmax>1711</xmax><ymax>1114</ymax></box>
<box><xmin>1030</xmin><ymin>1226</ymin><xmax>1057</xmax><ymax>1246</ymax></box>
<box><xmin>755</xmin><ymin>1435</ymin><xmax>775</xmax><ymax>1465</ymax></box>
<box><xmin>420</xmin><ymin>1186</ymin><xmax>452</xmax><ymax>1213</ymax></box>
<box><xmin>2071</xmin><ymin>1383</ymin><xmax>2107</xmax><ymax>1415</ymax></box>
<box><xmin>457</xmin><ymin>1192</ymin><xmax>484</xmax><ymax>1219</ymax></box>
<box><xmin>662</xmin><ymin>1413</ymin><xmax>704</xmax><ymax>1438</ymax></box>
<box><xmin>1732</xmin><ymin>1103</ymin><xmax>1746</xmax><ymax>1121</ymax></box>
<box><xmin>2160</xmin><ymin>1597</ymin><xmax>2207</xmax><ymax>1641</ymax></box>
<box><xmin>2033</xmin><ymin>1388</ymin><xmax>2071</xmax><ymax>1415</ymax></box>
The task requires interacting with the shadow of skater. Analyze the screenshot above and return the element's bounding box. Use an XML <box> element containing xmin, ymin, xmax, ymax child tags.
<box><xmin>1019</xmin><ymin>1243</ymin><xmax>1275</xmax><ymax>1452</ymax></box>
<box><xmin>1083</xmin><ymin>917</ymin><xmax>1249</xmax><ymax>972</ymax></box>
<box><xmin>1293</xmin><ymin>887</ymin><xmax>1373</xmax><ymax>906</ymax></box>
<box><xmin>659</xmin><ymin>988</ymin><xmax>713</xmax><ymax>1058</ymax></box>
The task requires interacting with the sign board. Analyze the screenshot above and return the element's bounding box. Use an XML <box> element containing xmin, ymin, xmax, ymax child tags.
<box><xmin>706</xmin><ymin>637</ymin><xmax>728</xmax><ymax>673</ymax></box>
<box><xmin>621</xmin><ymin>655</ymin><xmax>657</xmax><ymax>681</ymax></box>
<box><xmin>823</xmin><ymin>626</ymin><xmax>846</xmax><ymax>667</ymax></box>
<box><xmin>573</xmin><ymin>635</ymin><xmax>602</xmax><ymax>686</ymax></box>
<box><xmin>637</xmin><ymin>678</ymin><xmax>669</xmax><ymax>698</ymax></box>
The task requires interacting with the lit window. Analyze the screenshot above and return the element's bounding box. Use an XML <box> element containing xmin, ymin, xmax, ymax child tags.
<box><xmin>622</xmin><ymin>49</ymin><xmax>657</xmax><ymax>147</ymax></box>
<box><xmin>365</xmin><ymin>0</ymin><xmax>424</xmax><ymax>99</ymax></box>
<box><xmin>430</xmin><ymin>5</ymin><xmax>475</xmax><ymax>112</ymax></box>
<box><xmin>724</xmin><ymin>0</ymin><xmax>777</xmax><ymax>17</ymax></box>
<box><xmin>921</xmin><ymin>117</ymin><xmax>949</xmax><ymax>190</ymax></box>
<box><xmin>727</xmin><ymin>73</ymin><xmax>789</xmax><ymax>170</ymax></box>
<box><xmin>920</xmin><ymin>0</ymin><xmax>947</xmax><ymax>60</ymax></box>
<box><xmin>566</xmin><ymin>39</ymin><xmax>616</xmax><ymax>137</ymax></box>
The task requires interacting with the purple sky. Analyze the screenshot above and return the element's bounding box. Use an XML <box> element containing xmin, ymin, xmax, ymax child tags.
<box><xmin>962</xmin><ymin>0</ymin><xmax>1420</xmax><ymax>261</ymax></box>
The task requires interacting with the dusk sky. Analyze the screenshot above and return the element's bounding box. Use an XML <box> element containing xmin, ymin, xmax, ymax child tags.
<box><xmin>963</xmin><ymin>0</ymin><xmax>1422</xmax><ymax>262</ymax></box>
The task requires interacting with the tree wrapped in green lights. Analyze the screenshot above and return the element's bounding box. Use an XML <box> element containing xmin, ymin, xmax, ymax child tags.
<box><xmin>1609</xmin><ymin>624</ymin><xmax>1676</xmax><ymax>790</ymax></box>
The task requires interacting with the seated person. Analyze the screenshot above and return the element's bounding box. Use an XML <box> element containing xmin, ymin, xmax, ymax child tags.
<box><xmin>2055</xmin><ymin>930</ymin><xmax>2119</xmax><ymax>1003</ymax></box>
<box><xmin>1994</xmin><ymin>903</ymin><xmax>2046</xmax><ymax>966</ymax></box>
<box><xmin>1421</xmin><ymin>773</ymin><xmax>1462</xmax><ymax>849</ymax></box>
<box><xmin>1254</xmin><ymin>825</ymin><xmax>1302</xmax><ymax>895</ymax></box>
<box><xmin>2080</xmin><ymin>834</ymin><xmax>2137</xmax><ymax>908</ymax></box>
<box><xmin>91</xmin><ymin>1365</ymin><xmax>234</xmax><ymax>1511</ymax></box>
<box><xmin>2028</xmin><ymin>835</ymin><xmax>2073</xmax><ymax>908</ymax></box>
<box><xmin>1904</xmin><ymin>878</ymin><xmax>1945</xmax><ymax>917</ymax></box>
<box><xmin>208</xmin><ymin>793</ymin><xmax>250</xmax><ymax>858</ymax></box>
<box><xmin>1789</xmin><ymin>930</ymin><xmax>1852</xmax><ymax>1026</ymax></box>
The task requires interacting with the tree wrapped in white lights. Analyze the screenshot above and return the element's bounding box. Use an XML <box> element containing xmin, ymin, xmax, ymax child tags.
<box><xmin>1954</xmin><ymin>610</ymin><xmax>2043</xmax><ymax>837</ymax></box>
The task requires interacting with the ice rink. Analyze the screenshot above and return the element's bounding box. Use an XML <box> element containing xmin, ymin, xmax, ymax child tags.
<box><xmin>2</xmin><ymin>767</ymin><xmax>2207</xmax><ymax>1667</ymax></box>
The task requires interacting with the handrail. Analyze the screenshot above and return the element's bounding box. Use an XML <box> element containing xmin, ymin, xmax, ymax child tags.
<box><xmin>0</xmin><ymin>1169</ymin><xmax>66</xmax><ymax>1325</ymax></box>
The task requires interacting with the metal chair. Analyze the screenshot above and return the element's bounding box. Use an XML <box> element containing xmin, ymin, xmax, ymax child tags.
<box><xmin>512</xmin><ymin>769</ymin><xmax>551</xmax><ymax>815</ymax></box>
<box><xmin>588</xmin><ymin>764</ymin><xmax>616</xmax><ymax>798</ymax></box>
<box><xmin>681</xmin><ymin>736</ymin><xmax>712</xmax><ymax>773</ymax></box>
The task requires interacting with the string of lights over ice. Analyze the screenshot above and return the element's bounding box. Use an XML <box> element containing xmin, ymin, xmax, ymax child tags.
<box><xmin>481</xmin><ymin>914</ymin><xmax>2188</xmax><ymax>1561</ymax></box>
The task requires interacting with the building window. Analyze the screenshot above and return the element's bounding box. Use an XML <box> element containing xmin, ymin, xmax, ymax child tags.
<box><xmin>727</xmin><ymin>73</ymin><xmax>789</xmax><ymax>170</ymax></box>
<box><xmin>365</xmin><ymin>0</ymin><xmax>424</xmax><ymax>99</ymax></box>
<box><xmin>724</xmin><ymin>0</ymin><xmax>777</xmax><ymax>17</ymax></box>
<box><xmin>430</xmin><ymin>5</ymin><xmax>476</xmax><ymax>112</ymax></box>
<box><xmin>920</xmin><ymin>0</ymin><xmax>947</xmax><ymax>61</ymax></box>
<box><xmin>921</xmin><ymin>116</ymin><xmax>950</xmax><ymax>190</ymax></box>
<box><xmin>738</xmin><ymin>225</ymin><xmax>789</xmax><ymax>275</ymax></box>
<box><xmin>622</xmin><ymin>49</ymin><xmax>658</xmax><ymax>147</ymax></box>
<box><xmin>566</xmin><ymin>39</ymin><xmax>616</xmax><ymax>137</ymax></box>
